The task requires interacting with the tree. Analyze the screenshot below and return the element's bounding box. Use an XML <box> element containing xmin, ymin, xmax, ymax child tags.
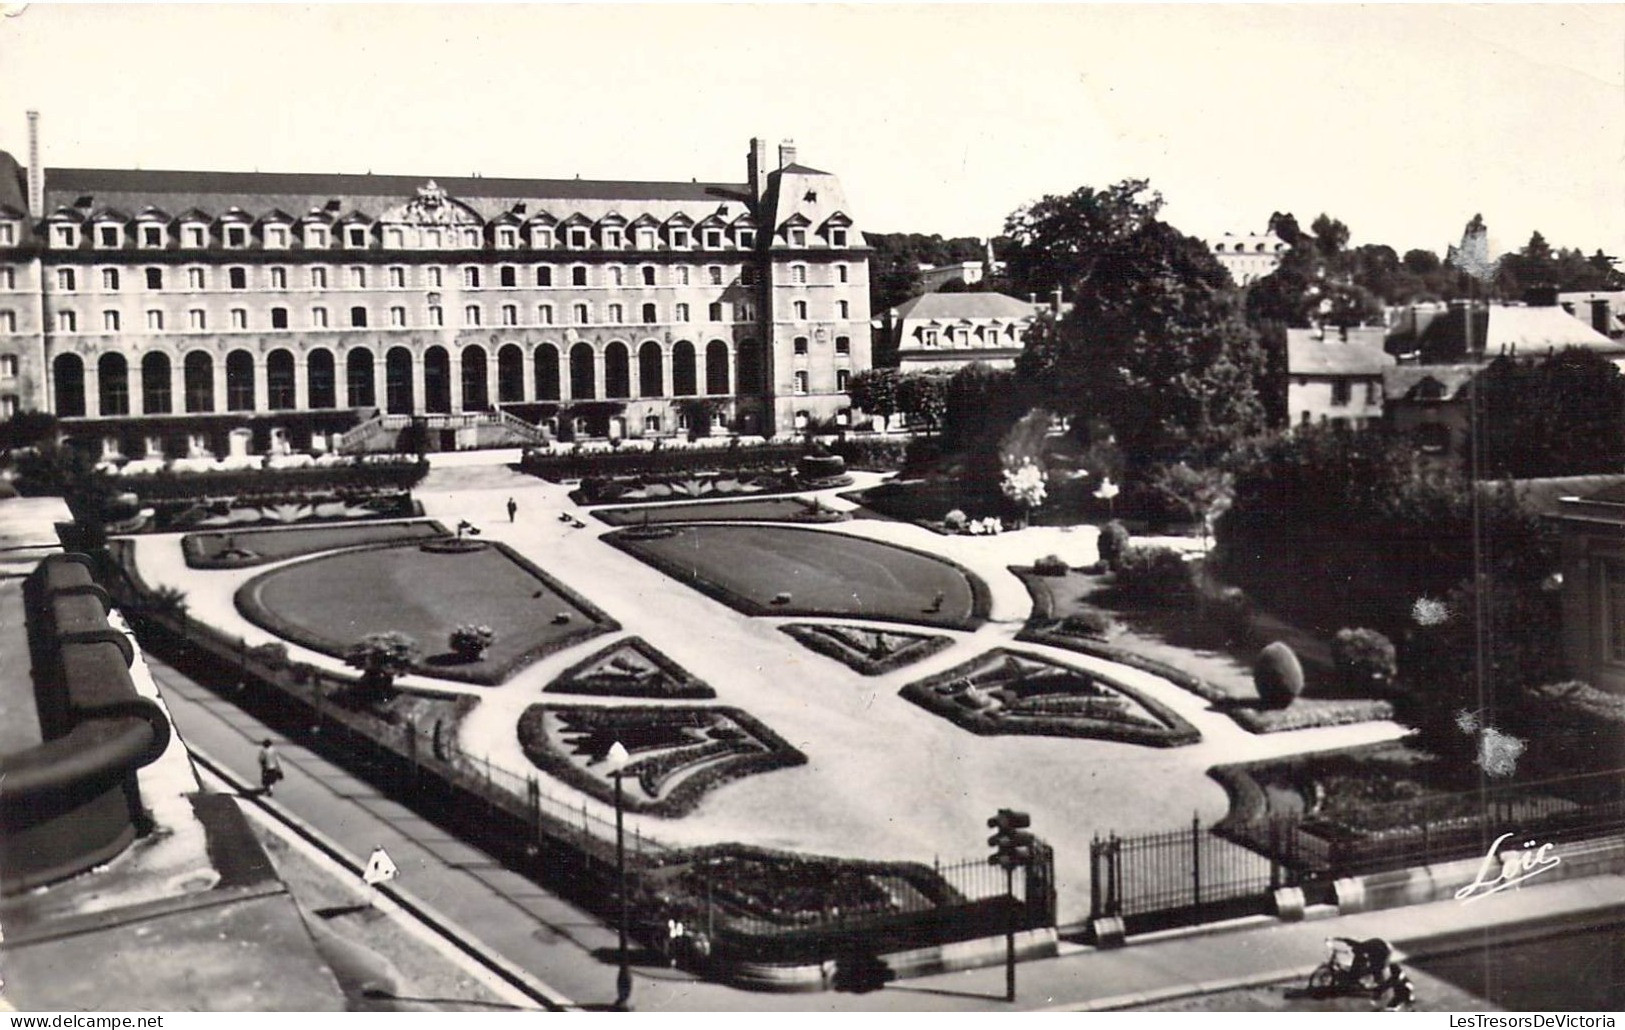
<box><xmin>346</xmin><ymin>631</ymin><xmax>421</xmax><ymax>693</ymax></box>
<box><xmin>1016</xmin><ymin>206</ymin><xmax>1270</xmax><ymax>471</ymax></box>
<box><xmin>1310</xmin><ymin>213</ymin><xmax>1350</xmax><ymax>257</ymax></box>
<box><xmin>1148</xmin><ymin>460</ymin><xmax>1233</xmax><ymax>553</ymax></box>
<box><xmin>1474</xmin><ymin>349</ymin><xmax>1625</xmax><ymax>478</ymax></box>
<box><xmin>1001</xmin><ymin>179</ymin><xmax>1162</xmax><ymax>300</ymax></box>
<box><xmin>896</xmin><ymin>372</ymin><xmax>948</xmax><ymax>434</ymax></box>
<box><xmin>847</xmin><ymin>368</ymin><xmax>899</xmax><ymax>424</ymax></box>
<box><xmin>1267</xmin><ymin>211</ymin><xmax>1304</xmax><ymax>248</ymax></box>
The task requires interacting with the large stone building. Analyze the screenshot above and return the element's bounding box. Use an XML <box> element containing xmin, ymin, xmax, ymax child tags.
<box><xmin>1206</xmin><ymin>231</ymin><xmax>1287</xmax><ymax>286</ymax></box>
<box><xmin>880</xmin><ymin>291</ymin><xmax>1049</xmax><ymax>373</ymax></box>
<box><xmin>1285</xmin><ymin>326</ymin><xmax>1392</xmax><ymax>430</ymax></box>
<box><xmin>0</xmin><ymin>121</ymin><xmax>870</xmax><ymax>456</ymax></box>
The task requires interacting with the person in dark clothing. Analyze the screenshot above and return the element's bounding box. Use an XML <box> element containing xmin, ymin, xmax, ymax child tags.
<box><xmin>1378</xmin><ymin>964</ymin><xmax>1415</xmax><ymax>1011</ymax></box>
<box><xmin>258</xmin><ymin>739</ymin><xmax>283</xmax><ymax>796</ymax></box>
<box><xmin>506</xmin><ymin>497</ymin><xmax>518</xmax><ymax>522</ymax></box>
<box><xmin>1329</xmin><ymin>937</ymin><xmax>1393</xmax><ymax>985</ymax></box>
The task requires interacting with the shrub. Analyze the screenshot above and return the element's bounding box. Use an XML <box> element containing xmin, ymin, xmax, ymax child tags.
<box><xmin>1112</xmin><ymin>545</ymin><xmax>1193</xmax><ymax>604</ymax></box>
<box><xmin>1098</xmin><ymin>520</ymin><xmax>1131</xmax><ymax>569</ymax></box>
<box><xmin>1033</xmin><ymin>554</ymin><xmax>1069</xmax><ymax>577</ymax></box>
<box><xmin>1332</xmin><ymin>628</ymin><xmax>1398</xmax><ymax>694</ymax></box>
<box><xmin>1254</xmin><ymin>641</ymin><xmax>1305</xmax><ymax>708</ymax></box>
<box><xmin>1508</xmin><ymin>680</ymin><xmax>1625</xmax><ymax>776</ymax></box>
<box><xmin>345</xmin><ymin>631</ymin><xmax>421</xmax><ymax>690</ymax></box>
<box><xmin>1201</xmin><ymin>585</ymin><xmax>1253</xmax><ymax>646</ymax></box>
<box><xmin>450</xmin><ymin>624</ymin><xmax>496</xmax><ymax>661</ymax></box>
<box><xmin>248</xmin><ymin>641</ymin><xmax>290</xmax><ymax>669</ymax></box>
<box><xmin>943</xmin><ymin>509</ymin><xmax>968</xmax><ymax>532</ymax></box>
<box><xmin>1059</xmin><ymin>608</ymin><xmax>1117</xmax><ymax>640</ymax></box>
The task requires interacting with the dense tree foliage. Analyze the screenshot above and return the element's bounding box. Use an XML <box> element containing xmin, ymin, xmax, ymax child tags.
<box><xmin>864</xmin><ymin>232</ymin><xmax>991</xmax><ymax>314</ymax></box>
<box><xmin>1474</xmin><ymin>349</ymin><xmax>1625</xmax><ymax>479</ymax></box>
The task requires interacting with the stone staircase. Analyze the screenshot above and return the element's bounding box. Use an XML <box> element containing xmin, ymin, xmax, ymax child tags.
<box><xmin>337</xmin><ymin>409</ymin><xmax>551</xmax><ymax>455</ymax></box>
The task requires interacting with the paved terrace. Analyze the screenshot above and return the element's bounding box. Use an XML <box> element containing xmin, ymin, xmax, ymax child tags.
<box><xmin>124</xmin><ymin>452</ymin><xmax>1409</xmax><ymax>922</ymax></box>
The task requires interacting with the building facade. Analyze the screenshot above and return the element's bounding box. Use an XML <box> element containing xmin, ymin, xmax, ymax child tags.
<box><xmin>1285</xmin><ymin>326</ymin><xmax>1392</xmax><ymax>430</ymax></box>
<box><xmin>1206</xmin><ymin>231</ymin><xmax>1286</xmax><ymax>286</ymax></box>
<box><xmin>0</xmin><ymin>127</ymin><xmax>870</xmax><ymax>456</ymax></box>
<box><xmin>882</xmin><ymin>291</ymin><xmax>1045</xmax><ymax>373</ymax></box>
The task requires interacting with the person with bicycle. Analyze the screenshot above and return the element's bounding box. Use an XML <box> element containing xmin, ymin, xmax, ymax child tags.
<box><xmin>1325</xmin><ymin>936</ymin><xmax>1394</xmax><ymax>987</ymax></box>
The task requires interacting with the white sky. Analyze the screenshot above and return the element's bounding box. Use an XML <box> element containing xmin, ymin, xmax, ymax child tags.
<box><xmin>1</xmin><ymin>3</ymin><xmax>1622</xmax><ymax>258</ymax></box>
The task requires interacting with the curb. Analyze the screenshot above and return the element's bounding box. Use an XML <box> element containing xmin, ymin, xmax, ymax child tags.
<box><xmin>185</xmin><ymin>743</ymin><xmax>575</xmax><ymax>1012</ymax></box>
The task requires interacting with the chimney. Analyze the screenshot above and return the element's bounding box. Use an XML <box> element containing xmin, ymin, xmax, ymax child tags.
<box><xmin>747</xmin><ymin>137</ymin><xmax>769</xmax><ymax>203</ymax></box>
<box><xmin>1592</xmin><ymin>298</ymin><xmax>1612</xmax><ymax>335</ymax></box>
<box><xmin>1051</xmin><ymin>287</ymin><xmax>1062</xmax><ymax>315</ymax></box>
<box><xmin>26</xmin><ymin>110</ymin><xmax>42</xmax><ymax>217</ymax></box>
<box><xmin>778</xmin><ymin>139</ymin><xmax>797</xmax><ymax>170</ymax></box>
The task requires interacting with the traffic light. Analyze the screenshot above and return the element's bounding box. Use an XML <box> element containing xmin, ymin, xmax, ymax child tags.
<box><xmin>987</xmin><ymin>809</ymin><xmax>1034</xmax><ymax>870</ymax></box>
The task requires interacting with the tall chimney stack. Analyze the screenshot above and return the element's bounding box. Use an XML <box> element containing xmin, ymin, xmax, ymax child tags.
<box><xmin>778</xmin><ymin>139</ymin><xmax>797</xmax><ymax>170</ymax></box>
<box><xmin>747</xmin><ymin>137</ymin><xmax>769</xmax><ymax>203</ymax></box>
<box><xmin>26</xmin><ymin>110</ymin><xmax>42</xmax><ymax>217</ymax></box>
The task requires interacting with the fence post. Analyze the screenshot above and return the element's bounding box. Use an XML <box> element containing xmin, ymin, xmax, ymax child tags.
<box><xmin>1089</xmin><ymin>836</ymin><xmax>1100</xmax><ymax>920</ymax></box>
<box><xmin>1191</xmin><ymin>813</ymin><xmax>1202</xmax><ymax>912</ymax></box>
<box><xmin>528</xmin><ymin>776</ymin><xmax>541</xmax><ymax>842</ymax></box>
<box><xmin>1269</xmin><ymin>818</ymin><xmax>1280</xmax><ymax>891</ymax></box>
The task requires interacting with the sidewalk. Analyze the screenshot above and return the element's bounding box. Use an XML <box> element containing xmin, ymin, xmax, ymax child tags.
<box><xmin>150</xmin><ymin>652</ymin><xmax>1625</xmax><ymax>1012</ymax></box>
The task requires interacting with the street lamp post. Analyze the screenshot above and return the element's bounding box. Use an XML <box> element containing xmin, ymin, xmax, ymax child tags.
<box><xmin>605</xmin><ymin>740</ymin><xmax>633</xmax><ymax>1011</ymax></box>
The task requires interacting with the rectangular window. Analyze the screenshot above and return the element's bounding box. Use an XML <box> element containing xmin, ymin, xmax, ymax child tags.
<box><xmin>538</xmin><ymin>303</ymin><xmax>553</xmax><ymax>325</ymax></box>
<box><xmin>146</xmin><ymin>310</ymin><xmax>163</xmax><ymax>331</ymax></box>
<box><xmin>0</xmin><ymin>223</ymin><xmax>14</xmax><ymax>246</ymax></box>
<box><xmin>306</xmin><ymin>225</ymin><xmax>329</xmax><ymax>248</ymax></box>
<box><xmin>737</xmin><ymin>302</ymin><xmax>754</xmax><ymax>322</ymax></box>
<box><xmin>188</xmin><ymin>309</ymin><xmax>205</xmax><ymax>330</ymax></box>
<box><xmin>0</xmin><ymin>355</ymin><xmax>15</xmax><ymax>376</ymax></box>
<box><xmin>103</xmin><ymin>310</ymin><xmax>120</xmax><ymax>332</ymax></box>
<box><xmin>569</xmin><ymin>228</ymin><xmax>588</xmax><ymax>248</ymax></box>
<box><xmin>830</xmin><ymin>228</ymin><xmax>848</xmax><ymax>247</ymax></box>
<box><xmin>837</xmin><ymin>368</ymin><xmax>850</xmax><ymax>391</ymax></box>
<box><xmin>0</xmin><ymin>312</ymin><xmax>13</xmax><ymax>333</ymax></box>
<box><xmin>739</xmin><ymin>230</ymin><xmax>755</xmax><ymax>248</ymax></box>
<box><xmin>464</xmin><ymin>267</ymin><xmax>480</xmax><ymax>288</ymax></box>
<box><xmin>184</xmin><ymin>225</ymin><xmax>206</xmax><ymax>248</ymax></box>
<box><xmin>790</xmin><ymin>228</ymin><xmax>806</xmax><ymax>247</ymax></box>
<box><xmin>793</xmin><ymin>370</ymin><xmax>808</xmax><ymax>394</ymax></box>
<box><xmin>391</xmin><ymin>267</ymin><xmax>406</xmax><ymax>289</ymax></box>
<box><xmin>226</xmin><ymin>225</ymin><xmax>248</xmax><ymax>248</ymax></box>
<box><xmin>385</xmin><ymin>227</ymin><xmax>405</xmax><ymax>249</ymax></box>
<box><xmin>428</xmin><ymin>305</ymin><xmax>443</xmax><ymax>326</ymax></box>
<box><xmin>501</xmin><ymin>304</ymin><xmax>517</xmax><ymax>326</ymax></box>
<box><xmin>349</xmin><ymin>306</ymin><xmax>368</xmax><ymax>327</ymax></box>
<box><xmin>57</xmin><ymin>268</ymin><xmax>76</xmax><ymax>291</ymax></box>
<box><xmin>675</xmin><ymin>267</ymin><xmax>690</xmax><ymax>286</ymax></box>
<box><xmin>838</xmin><ymin>300</ymin><xmax>849</xmax><ymax>319</ymax></box>
<box><xmin>499</xmin><ymin>265</ymin><xmax>516</xmax><ymax>287</ymax></box>
<box><xmin>836</xmin><ymin>335</ymin><xmax>851</xmax><ymax>355</ymax></box>
<box><xmin>229</xmin><ymin>267</ymin><xmax>248</xmax><ymax>289</ymax></box>
<box><xmin>464</xmin><ymin>305</ymin><xmax>481</xmax><ymax>326</ymax></box>
<box><xmin>267</xmin><ymin>267</ymin><xmax>286</xmax><ymax>290</ymax></box>
<box><xmin>608</xmin><ymin>303</ymin><xmax>623</xmax><ymax>324</ymax></box>
<box><xmin>531</xmin><ymin>227</ymin><xmax>554</xmax><ymax>249</ymax></box>
<box><xmin>536</xmin><ymin>266</ymin><xmax>552</xmax><ymax>287</ymax></box>
<box><xmin>793</xmin><ymin>300</ymin><xmax>807</xmax><ymax>320</ymax></box>
<box><xmin>310</xmin><ymin>267</ymin><xmax>328</xmax><ymax>289</ymax></box>
<box><xmin>1366</xmin><ymin>381</ymin><xmax>1380</xmax><ymax>406</ymax></box>
<box><xmin>0</xmin><ymin>267</ymin><xmax>13</xmax><ymax>290</ymax></box>
<box><xmin>791</xmin><ymin>265</ymin><xmax>807</xmax><ymax>284</ymax></box>
<box><xmin>0</xmin><ymin>395</ymin><xmax>14</xmax><ymax>418</ymax></box>
<box><xmin>390</xmin><ymin>306</ymin><xmax>406</xmax><ymax>327</ymax></box>
<box><xmin>572</xmin><ymin>266</ymin><xmax>587</xmax><ymax>286</ymax></box>
<box><xmin>496</xmin><ymin>227</ymin><xmax>517</xmax><ymax>249</ymax></box>
<box><xmin>708</xmin><ymin>302</ymin><xmax>724</xmax><ymax>322</ymax></box>
<box><xmin>102</xmin><ymin>268</ymin><xmax>120</xmax><ymax>291</ymax></box>
<box><xmin>1331</xmin><ymin>380</ymin><xmax>1351</xmax><ymax>406</ymax></box>
<box><xmin>231</xmin><ymin>308</ymin><xmax>248</xmax><ymax>329</ymax></box>
<box><xmin>271</xmin><ymin>307</ymin><xmax>288</xmax><ymax>329</ymax></box>
<box><xmin>837</xmin><ymin>264</ymin><xmax>849</xmax><ymax>283</ymax></box>
<box><xmin>609</xmin><ymin>266</ymin><xmax>624</xmax><ymax>286</ymax></box>
<box><xmin>348</xmin><ymin>226</ymin><xmax>368</xmax><ymax>248</ymax></box>
<box><xmin>671</xmin><ymin>229</ymin><xmax>690</xmax><ymax>249</ymax></box>
<box><xmin>573</xmin><ymin>303</ymin><xmax>589</xmax><ymax>324</ymax></box>
<box><xmin>604</xmin><ymin>229</ymin><xmax>623</xmax><ymax>249</ymax></box>
<box><xmin>311</xmin><ymin>306</ymin><xmax>328</xmax><ymax>328</ymax></box>
<box><xmin>675</xmin><ymin>303</ymin><xmax>689</xmax><ymax>322</ymax></box>
<box><xmin>426</xmin><ymin>266</ymin><xmax>442</xmax><ymax>288</ymax></box>
<box><xmin>708</xmin><ymin>266</ymin><xmax>723</xmax><ymax>285</ymax></box>
<box><xmin>188</xmin><ymin>267</ymin><xmax>206</xmax><ymax>290</ymax></box>
<box><xmin>794</xmin><ymin>337</ymin><xmax>809</xmax><ymax>355</ymax></box>
<box><xmin>141</xmin><ymin>225</ymin><xmax>163</xmax><ymax>248</ymax></box>
<box><xmin>705</xmin><ymin>230</ymin><xmax>723</xmax><ymax>249</ymax></box>
<box><xmin>265</xmin><ymin>225</ymin><xmax>289</xmax><ymax>249</ymax></box>
<box><xmin>348</xmin><ymin>266</ymin><xmax>366</xmax><ymax>289</ymax></box>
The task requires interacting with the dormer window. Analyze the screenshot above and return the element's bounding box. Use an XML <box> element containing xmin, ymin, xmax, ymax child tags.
<box><xmin>264</xmin><ymin>225</ymin><xmax>289</xmax><ymax>249</ymax></box>
<box><xmin>0</xmin><ymin>223</ymin><xmax>14</xmax><ymax>247</ymax></box>
<box><xmin>496</xmin><ymin>226</ymin><xmax>517</xmax><ymax>249</ymax></box>
<box><xmin>830</xmin><ymin>228</ymin><xmax>847</xmax><ymax>247</ymax></box>
<box><xmin>636</xmin><ymin>228</ymin><xmax>656</xmax><ymax>249</ymax></box>
<box><xmin>569</xmin><ymin>228</ymin><xmax>589</xmax><ymax>249</ymax></box>
<box><xmin>739</xmin><ymin>229</ymin><xmax>756</xmax><ymax>248</ymax></box>
<box><xmin>140</xmin><ymin>224</ymin><xmax>164</xmax><ymax>248</ymax></box>
<box><xmin>347</xmin><ymin>226</ymin><xmax>368</xmax><ymax>248</ymax></box>
<box><xmin>53</xmin><ymin>224</ymin><xmax>80</xmax><ymax>248</ymax></box>
<box><xmin>790</xmin><ymin>228</ymin><xmax>807</xmax><ymax>247</ymax></box>
<box><xmin>461</xmin><ymin>228</ymin><xmax>480</xmax><ymax>247</ymax></box>
<box><xmin>183</xmin><ymin>224</ymin><xmax>206</xmax><ymax>248</ymax></box>
<box><xmin>530</xmin><ymin>226</ymin><xmax>554</xmax><ymax>249</ymax></box>
<box><xmin>305</xmin><ymin>225</ymin><xmax>329</xmax><ymax>248</ymax></box>
<box><xmin>603</xmin><ymin>228</ymin><xmax>622</xmax><ymax>249</ymax></box>
<box><xmin>704</xmin><ymin>229</ymin><xmax>723</xmax><ymax>249</ymax></box>
<box><xmin>225</xmin><ymin>225</ymin><xmax>248</xmax><ymax>248</ymax></box>
<box><xmin>97</xmin><ymin>224</ymin><xmax>122</xmax><ymax>248</ymax></box>
<box><xmin>670</xmin><ymin>229</ymin><xmax>690</xmax><ymax>250</ymax></box>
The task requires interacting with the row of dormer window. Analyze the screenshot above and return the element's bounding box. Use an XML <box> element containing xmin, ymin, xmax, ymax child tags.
<box><xmin>914</xmin><ymin>323</ymin><xmax>1025</xmax><ymax>347</ymax></box>
<box><xmin>10</xmin><ymin>214</ymin><xmax>851</xmax><ymax>253</ymax></box>
<box><xmin>14</xmin><ymin>261</ymin><xmax>849</xmax><ymax>293</ymax></box>
<box><xmin>21</xmin><ymin>298</ymin><xmax>773</xmax><ymax>335</ymax></box>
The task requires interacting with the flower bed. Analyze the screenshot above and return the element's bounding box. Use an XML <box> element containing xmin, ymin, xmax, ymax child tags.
<box><xmin>116</xmin><ymin>457</ymin><xmax>429</xmax><ymax>502</ymax></box>
<box><xmin>900</xmin><ymin>648</ymin><xmax>1200</xmax><ymax>747</ymax></box>
<box><xmin>780</xmin><ymin>623</ymin><xmax>954</xmax><ymax>676</ymax></box>
<box><xmin>655</xmin><ymin>847</ymin><xmax>958</xmax><ymax>925</ymax></box>
<box><xmin>543</xmin><ymin>637</ymin><xmax>717</xmax><ymax>699</ymax></box>
<box><xmin>592</xmin><ymin>497</ymin><xmax>830</xmax><ymax>527</ymax></box>
<box><xmin>236</xmin><ymin>540</ymin><xmax>618</xmax><ymax>686</ymax></box>
<box><xmin>516</xmin><ymin>704</ymin><xmax>806</xmax><ymax>817</ymax></box>
<box><xmin>182</xmin><ymin>520</ymin><xmax>448</xmax><ymax>569</ymax></box>
<box><xmin>572</xmin><ymin>471</ymin><xmax>801</xmax><ymax>507</ymax></box>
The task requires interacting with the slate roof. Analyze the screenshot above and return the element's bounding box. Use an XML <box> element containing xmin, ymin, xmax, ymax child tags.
<box><xmin>1287</xmin><ymin>337</ymin><xmax>1394</xmax><ymax>376</ymax></box>
<box><xmin>1485</xmin><ymin>304</ymin><xmax>1625</xmax><ymax>355</ymax></box>
<box><xmin>892</xmin><ymin>292</ymin><xmax>1041</xmax><ymax>321</ymax></box>
<box><xmin>1383</xmin><ymin>364</ymin><xmax>1481</xmax><ymax>401</ymax></box>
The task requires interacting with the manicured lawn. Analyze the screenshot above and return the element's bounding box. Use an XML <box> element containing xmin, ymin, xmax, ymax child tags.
<box><xmin>593</xmin><ymin>497</ymin><xmax>823</xmax><ymax>526</ymax></box>
<box><xmin>236</xmin><ymin>541</ymin><xmax>616</xmax><ymax>685</ymax></box>
<box><xmin>605</xmin><ymin>523</ymin><xmax>989</xmax><ymax>629</ymax></box>
<box><xmin>183</xmin><ymin>520</ymin><xmax>446</xmax><ymax>568</ymax></box>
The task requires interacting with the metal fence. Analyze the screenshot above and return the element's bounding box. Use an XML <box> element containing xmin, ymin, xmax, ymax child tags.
<box><xmin>1091</xmin><ymin>816</ymin><xmax>1297</xmax><ymax>930</ymax></box>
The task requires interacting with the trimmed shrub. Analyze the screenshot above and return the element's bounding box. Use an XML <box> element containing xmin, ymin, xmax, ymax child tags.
<box><xmin>943</xmin><ymin>509</ymin><xmax>969</xmax><ymax>533</ymax></box>
<box><xmin>1509</xmin><ymin>680</ymin><xmax>1625</xmax><ymax>776</ymax></box>
<box><xmin>1032</xmin><ymin>554</ymin><xmax>1069</xmax><ymax>577</ymax></box>
<box><xmin>450</xmin><ymin>623</ymin><xmax>496</xmax><ymax>661</ymax></box>
<box><xmin>1098</xmin><ymin>520</ymin><xmax>1131</xmax><ymax>569</ymax></box>
<box><xmin>1059</xmin><ymin>608</ymin><xmax>1117</xmax><ymax>640</ymax></box>
<box><xmin>1254</xmin><ymin>641</ymin><xmax>1305</xmax><ymax>708</ymax></box>
<box><xmin>1332</xmin><ymin>627</ymin><xmax>1398</xmax><ymax>694</ymax></box>
<box><xmin>1112</xmin><ymin>544</ymin><xmax>1194</xmax><ymax>604</ymax></box>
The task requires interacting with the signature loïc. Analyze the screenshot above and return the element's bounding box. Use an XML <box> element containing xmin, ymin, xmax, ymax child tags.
<box><xmin>1454</xmin><ymin>833</ymin><xmax>1561</xmax><ymax>903</ymax></box>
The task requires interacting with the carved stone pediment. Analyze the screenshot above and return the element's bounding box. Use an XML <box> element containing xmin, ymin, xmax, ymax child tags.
<box><xmin>378</xmin><ymin>181</ymin><xmax>484</xmax><ymax>228</ymax></box>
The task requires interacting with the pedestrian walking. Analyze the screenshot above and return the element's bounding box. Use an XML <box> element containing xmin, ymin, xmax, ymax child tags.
<box><xmin>257</xmin><ymin>739</ymin><xmax>283</xmax><ymax>796</ymax></box>
<box><xmin>362</xmin><ymin>845</ymin><xmax>398</xmax><ymax>908</ymax></box>
<box><xmin>506</xmin><ymin>497</ymin><xmax>518</xmax><ymax>522</ymax></box>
